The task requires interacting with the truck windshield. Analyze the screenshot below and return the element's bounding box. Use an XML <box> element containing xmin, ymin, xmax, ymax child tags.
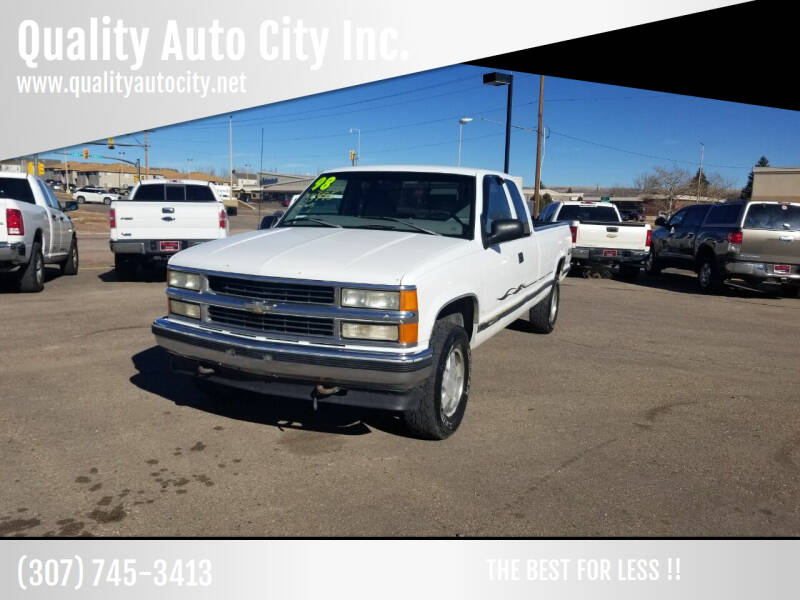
<box><xmin>279</xmin><ymin>172</ymin><xmax>475</xmax><ymax>239</ymax></box>
<box><xmin>0</xmin><ymin>178</ymin><xmax>35</xmax><ymax>204</ymax></box>
<box><xmin>557</xmin><ymin>205</ymin><xmax>619</xmax><ymax>223</ymax></box>
<box><xmin>744</xmin><ymin>203</ymin><xmax>800</xmax><ymax>231</ymax></box>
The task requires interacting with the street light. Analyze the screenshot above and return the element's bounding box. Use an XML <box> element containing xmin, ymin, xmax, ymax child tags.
<box><xmin>349</xmin><ymin>128</ymin><xmax>360</xmax><ymax>165</ymax></box>
<box><xmin>482</xmin><ymin>71</ymin><xmax>514</xmax><ymax>173</ymax></box>
<box><xmin>118</xmin><ymin>151</ymin><xmax>126</xmax><ymax>188</ymax></box>
<box><xmin>185</xmin><ymin>157</ymin><xmax>194</xmax><ymax>178</ymax></box>
<box><xmin>457</xmin><ymin>117</ymin><xmax>472</xmax><ymax>167</ymax></box>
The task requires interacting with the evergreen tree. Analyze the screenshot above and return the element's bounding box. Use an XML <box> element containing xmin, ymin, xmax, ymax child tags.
<box><xmin>688</xmin><ymin>169</ymin><xmax>710</xmax><ymax>194</ymax></box>
<box><xmin>740</xmin><ymin>156</ymin><xmax>769</xmax><ymax>200</ymax></box>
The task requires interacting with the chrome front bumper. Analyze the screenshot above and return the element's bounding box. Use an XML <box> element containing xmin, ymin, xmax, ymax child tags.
<box><xmin>152</xmin><ymin>317</ymin><xmax>433</xmax><ymax>393</ymax></box>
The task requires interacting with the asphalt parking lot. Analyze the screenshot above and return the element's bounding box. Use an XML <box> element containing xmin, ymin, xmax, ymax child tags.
<box><xmin>2</xmin><ymin>205</ymin><xmax>799</xmax><ymax>537</ymax></box>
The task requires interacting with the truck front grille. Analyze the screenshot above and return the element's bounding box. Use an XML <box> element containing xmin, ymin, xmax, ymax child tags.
<box><xmin>207</xmin><ymin>275</ymin><xmax>335</xmax><ymax>305</ymax></box>
<box><xmin>208</xmin><ymin>305</ymin><xmax>335</xmax><ymax>338</ymax></box>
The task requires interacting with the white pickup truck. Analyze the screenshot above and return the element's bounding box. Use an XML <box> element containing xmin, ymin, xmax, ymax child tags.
<box><xmin>537</xmin><ymin>200</ymin><xmax>651</xmax><ymax>278</ymax></box>
<box><xmin>110</xmin><ymin>179</ymin><xmax>229</xmax><ymax>279</ymax></box>
<box><xmin>152</xmin><ymin>166</ymin><xmax>572</xmax><ymax>439</ymax></box>
<box><xmin>0</xmin><ymin>173</ymin><xmax>79</xmax><ymax>292</ymax></box>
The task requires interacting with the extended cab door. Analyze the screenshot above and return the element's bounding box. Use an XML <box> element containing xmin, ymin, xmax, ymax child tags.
<box><xmin>477</xmin><ymin>176</ymin><xmax>535</xmax><ymax>329</ymax></box>
<box><xmin>32</xmin><ymin>178</ymin><xmax>63</xmax><ymax>256</ymax></box>
<box><xmin>37</xmin><ymin>180</ymin><xmax>71</xmax><ymax>254</ymax></box>
<box><xmin>675</xmin><ymin>204</ymin><xmax>710</xmax><ymax>261</ymax></box>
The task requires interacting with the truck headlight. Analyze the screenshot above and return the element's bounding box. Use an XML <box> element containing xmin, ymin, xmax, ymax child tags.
<box><xmin>168</xmin><ymin>269</ymin><xmax>203</xmax><ymax>290</ymax></box>
<box><xmin>340</xmin><ymin>288</ymin><xmax>417</xmax><ymax>310</ymax></box>
<box><xmin>341</xmin><ymin>289</ymin><xmax>399</xmax><ymax>310</ymax></box>
<box><xmin>341</xmin><ymin>322</ymin><xmax>398</xmax><ymax>341</ymax></box>
<box><xmin>169</xmin><ymin>299</ymin><xmax>201</xmax><ymax>319</ymax></box>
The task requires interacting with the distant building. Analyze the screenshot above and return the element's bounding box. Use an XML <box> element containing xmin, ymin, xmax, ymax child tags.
<box><xmin>752</xmin><ymin>166</ymin><xmax>800</xmax><ymax>201</ymax></box>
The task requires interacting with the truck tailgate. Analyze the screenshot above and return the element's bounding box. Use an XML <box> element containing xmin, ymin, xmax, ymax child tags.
<box><xmin>0</xmin><ymin>199</ymin><xmax>8</xmax><ymax>244</ymax></box>
<box><xmin>575</xmin><ymin>221</ymin><xmax>649</xmax><ymax>250</ymax></box>
<box><xmin>740</xmin><ymin>203</ymin><xmax>800</xmax><ymax>265</ymax></box>
<box><xmin>114</xmin><ymin>201</ymin><xmax>224</xmax><ymax>240</ymax></box>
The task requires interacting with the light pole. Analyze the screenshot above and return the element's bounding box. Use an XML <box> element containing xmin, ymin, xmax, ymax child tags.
<box><xmin>483</xmin><ymin>71</ymin><xmax>514</xmax><ymax>173</ymax></box>
<box><xmin>457</xmin><ymin>118</ymin><xmax>472</xmax><ymax>166</ymax></box>
<box><xmin>185</xmin><ymin>157</ymin><xmax>193</xmax><ymax>179</ymax></box>
<box><xmin>118</xmin><ymin>151</ymin><xmax>126</xmax><ymax>188</ymax></box>
<box><xmin>349</xmin><ymin>128</ymin><xmax>360</xmax><ymax>165</ymax></box>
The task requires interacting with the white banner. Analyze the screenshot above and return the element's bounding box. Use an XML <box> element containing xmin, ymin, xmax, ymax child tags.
<box><xmin>1</xmin><ymin>0</ymin><xmax>742</xmax><ymax>159</ymax></box>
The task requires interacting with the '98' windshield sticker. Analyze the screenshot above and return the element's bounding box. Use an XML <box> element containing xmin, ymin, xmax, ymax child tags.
<box><xmin>311</xmin><ymin>176</ymin><xmax>336</xmax><ymax>191</ymax></box>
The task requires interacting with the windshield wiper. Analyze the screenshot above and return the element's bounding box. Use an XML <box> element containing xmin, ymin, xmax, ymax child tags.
<box><xmin>358</xmin><ymin>216</ymin><xmax>440</xmax><ymax>236</ymax></box>
<box><xmin>281</xmin><ymin>216</ymin><xmax>342</xmax><ymax>228</ymax></box>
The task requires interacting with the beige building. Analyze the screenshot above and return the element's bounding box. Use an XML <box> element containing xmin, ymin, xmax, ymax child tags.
<box><xmin>752</xmin><ymin>167</ymin><xmax>800</xmax><ymax>201</ymax></box>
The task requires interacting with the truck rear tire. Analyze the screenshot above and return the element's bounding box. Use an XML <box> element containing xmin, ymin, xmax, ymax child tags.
<box><xmin>697</xmin><ymin>255</ymin><xmax>723</xmax><ymax>293</ymax></box>
<box><xmin>402</xmin><ymin>316</ymin><xmax>470</xmax><ymax>440</ymax></box>
<box><xmin>644</xmin><ymin>249</ymin><xmax>662</xmax><ymax>276</ymax></box>
<box><xmin>60</xmin><ymin>236</ymin><xmax>79</xmax><ymax>275</ymax></box>
<box><xmin>16</xmin><ymin>240</ymin><xmax>44</xmax><ymax>293</ymax></box>
<box><xmin>114</xmin><ymin>255</ymin><xmax>138</xmax><ymax>281</ymax></box>
<box><xmin>529</xmin><ymin>281</ymin><xmax>559</xmax><ymax>334</ymax></box>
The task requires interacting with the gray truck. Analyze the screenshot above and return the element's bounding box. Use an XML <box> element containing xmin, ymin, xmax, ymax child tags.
<box><xmin>646</xmin><ymin>200</ymin><xmax>800</xmax><ymax>296</ymax></box>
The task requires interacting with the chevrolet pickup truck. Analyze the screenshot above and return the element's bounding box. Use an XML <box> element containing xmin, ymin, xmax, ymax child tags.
<box><xmin>110</xmin><ymin>179</ymin><xmax>229</xmax><ymax>279</ymax></box>
<box><xmin>647</xmin><ymin>200</ymin><xmax>800</xmax><ymax>295</ymax></box>
<box><xmin>537</xmin><ymin>200</ymin><xmax>651</xmax><ymax>278</ymax></box>
<box><xmin>0</xmin><ymin>173</ymin><xmax>79</xmax><ymax>292</ymax></box>
<box><xmin>152</xmin><ymin>166</ymin><xmax>572</xmax><ymax>439</ymax></box>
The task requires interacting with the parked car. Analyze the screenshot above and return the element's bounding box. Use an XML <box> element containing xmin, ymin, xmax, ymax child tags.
<box><xmin>647</xmin><ymin>200</ymin><xmax>800</xmax><ymax>295</ymax></box>
<box><xmin>537</xmin><ymin>200</ymin><xmax>651</xmax><ymax>279</ymax></box>
<box><xmin>73</xmin><ymin>186</ymin><xmax>118</xmax><ymax>205</ymax></box>
<box><xmin>109</xmin><ymin>179</ymin><xmax>229</xmax><ymax>279</ymax></box>
<box><xmin>152</xmin><ymin>166</ymin><xmax>572</xmax><ymax>439</ymax></box>
<box><xmin>51</xmin><ymin>182</ymin><xmax>64</xmax><ymax>191</ymax></box>
<box><xmin>0</xmin><ymin>173</ymin><xmax>79</xmax><ymax>292</ymax></box>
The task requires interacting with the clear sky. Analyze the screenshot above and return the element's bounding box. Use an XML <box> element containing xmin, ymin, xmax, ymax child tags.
<box><xmin>42</xmin><ymin>64</ymin><xmax>800</xmax><ymax>188</ymax></box>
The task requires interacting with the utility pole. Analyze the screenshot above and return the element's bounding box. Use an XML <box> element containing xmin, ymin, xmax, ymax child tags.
<box><xmin>696</xmin><ymin>142</ymin><xmax>705</xmax><ymax>203</ymax></box>
<box><xmin>259</xmin><ymin>127</ymin><xmax>264</xmax><ymax>220</ymax></box>
<box><xmin>144</xmin><ymin>130</ymin><xmax>150</xmax><ymax>179</ymax></box>
<box><xmin>229</xmin><ymin>116</ymin><xmax>234</xmax><ymax>202</ymax></box>
<box><xmin>533</xmin><ymin>75</ymin><xmax>545</xmax><ymax>216</ymax></box>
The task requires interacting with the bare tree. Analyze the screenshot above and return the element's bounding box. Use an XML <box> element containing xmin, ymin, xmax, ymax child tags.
<box><xmin>635</xmin><ymin>165</ymin><xmax>690</xmax><ymax>214</ymax></box>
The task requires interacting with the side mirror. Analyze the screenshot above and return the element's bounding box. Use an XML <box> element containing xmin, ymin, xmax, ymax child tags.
<box><xmin>486</xmin><ymin>219</ymin><xmax>524</xmax><ymax>246</ymax></box>
<box><xmin>259</xmin><ymin>211</ymin><xmax>284</xmax><ymax>230</ymax></box>
<box><xmin>654</xmin><ymin>216</ymin><xmax>667</xmax><ymax>227</ymax></box>
<box><xmin>63</xmin><ymin>201</ymin><xmax>78</xmax><ymax>212</ymax></box>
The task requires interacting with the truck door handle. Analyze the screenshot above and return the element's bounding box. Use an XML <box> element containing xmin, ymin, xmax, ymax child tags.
<box><xmin>606</xmin><ymin>226</ymin><xmax>619</xmax><ymax>232</ymax></box>
<box><xmin>162</xmin><ymin>216</ymin><xmax>175</xmax><ymax>221</ymax></box>
<box><xmin>162</xmin><ymin>207</ymin><xmax>175</xmax><ymax>214</ymax></box>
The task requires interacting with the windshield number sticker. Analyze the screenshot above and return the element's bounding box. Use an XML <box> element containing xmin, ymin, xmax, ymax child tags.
<box><xmin>311</xmin><ymin>176</ymin><xmax>336</xmax><ymax>192</ymax></box>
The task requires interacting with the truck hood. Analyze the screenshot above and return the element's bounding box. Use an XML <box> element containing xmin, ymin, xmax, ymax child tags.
<box><xmin>169</xmin><ymin>226</ymin><xmax>469</xmax><ymax>285</ymax></box>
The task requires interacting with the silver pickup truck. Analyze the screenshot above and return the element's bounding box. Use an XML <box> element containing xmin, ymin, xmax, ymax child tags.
<box><xmin>0</xmin><ymin>173</ymin><xmax>79</xmax><ymax>292</ymax></box>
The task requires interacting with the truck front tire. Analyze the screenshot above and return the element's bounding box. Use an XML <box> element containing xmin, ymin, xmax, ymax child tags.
<box><xmin>16</xmin><ymin>240</ymin><xmax>44</xmax><ymax>293</ymax></box>
<box><xmin>402</xmin><ymin>316</ymin><xmax>471</xmax><ymax>440</ymax></box>
<box><xmin>60</xmin><ymin>236</ymin><xmax>79</xmax><ymax>275</ymax></box>
<box><xmin>529</xmin><ymin>281</ymin><xmax>559</xmax><ymax>334</ymax></box>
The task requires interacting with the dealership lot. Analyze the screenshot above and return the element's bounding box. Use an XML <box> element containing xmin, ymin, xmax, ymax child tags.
<box><xmin>1</xmin><ymin>207</ymin><xmax>800</xmax><ymax>537</ymax></box>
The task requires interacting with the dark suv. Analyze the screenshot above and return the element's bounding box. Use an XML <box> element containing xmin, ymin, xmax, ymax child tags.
<box><xmin>646</xmin><ymin>200</ymin><xmax>800</xmax><ymax>296</ymax></box>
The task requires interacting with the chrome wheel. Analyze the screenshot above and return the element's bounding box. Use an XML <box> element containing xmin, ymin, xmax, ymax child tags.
<box><xmin>699</xmin><ymin>262</ymin><xmax>712</xmax><ymax>288</ymax></box>
<box><xmin>549</xmin><ymin>283</ymin><xmax>559</xmax><ymax>324</ymax></box>
<box><xmin>440</xmin><ymin>346</ymin><xmax>465</xmax><ymax>418</ymax></box>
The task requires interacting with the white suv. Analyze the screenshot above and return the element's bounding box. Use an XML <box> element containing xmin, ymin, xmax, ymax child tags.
<box><xmin>73</xmin><ymin>187</ymin><xmax>119</xmax><ymax>206</ymax></box>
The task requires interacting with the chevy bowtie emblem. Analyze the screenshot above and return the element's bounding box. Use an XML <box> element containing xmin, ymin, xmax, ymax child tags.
<box><xmin>244</xmin><ymin>301</ymin><xmax>275</xmax><ymax>314</ymax></box>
